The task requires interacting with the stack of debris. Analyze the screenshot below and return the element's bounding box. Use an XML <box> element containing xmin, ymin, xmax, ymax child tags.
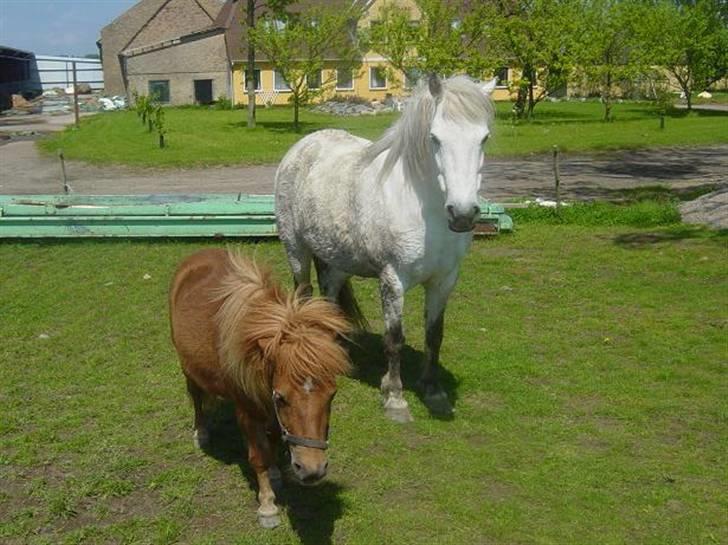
<box><xmin>2</xmin><ymin>88</ymin><xmax>127</xmax><ymax>117</ymax></box>
<box><xmin>310</xmin><ymin>96</ymin><xmax>404</xmax><ymax>116</ymax></box>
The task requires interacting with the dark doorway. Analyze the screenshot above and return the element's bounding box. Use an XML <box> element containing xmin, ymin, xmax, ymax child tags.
<box><xmin>194</xmin><ymin>79</ymin><xmax>213</xmax><ymax>104</ymax></box>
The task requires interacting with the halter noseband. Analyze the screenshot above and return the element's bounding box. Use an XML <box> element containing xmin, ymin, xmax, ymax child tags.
<box><xmin>271</xmin><ymin>391</ymin><xmax>329</xmax><ymax>450</ymax></box>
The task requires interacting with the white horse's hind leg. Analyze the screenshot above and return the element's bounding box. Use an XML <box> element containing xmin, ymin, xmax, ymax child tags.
<box><xmin>281</xmin><ymin>238</ymin><xmax>313</xmax><ymax>295</ymax></box>
<box><xmin>379</xmin><ymin>267</ymin><xmax>413</xmax><ymax>423</ymax></box>
<box><xmin>419</xmin><ymin>271</ymin><xmax>458</xmax><ymax>416</ymax></box>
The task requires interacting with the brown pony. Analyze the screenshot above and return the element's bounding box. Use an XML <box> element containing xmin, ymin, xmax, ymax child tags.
<box><xmin>169</xmin><ymin>248</ymin><xmax>351</xmax><ymax>528</ymax></box>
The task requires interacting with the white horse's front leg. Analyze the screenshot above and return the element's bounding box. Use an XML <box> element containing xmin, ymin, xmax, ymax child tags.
<box><xmin>379</xmin><ymin>268</ymin><xmax>412</xmax><ymax>423</ymax></box>
<box><xmin>420</xmin><ymin>270</ymin><xmax>459</xmax><ymax>416</ymax></box>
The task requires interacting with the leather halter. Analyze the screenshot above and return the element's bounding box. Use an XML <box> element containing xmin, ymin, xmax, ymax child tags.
<box><xmin>272</xmin><ymin>391</ymin><xmax>329</xmax><ymax>450</ymax></box>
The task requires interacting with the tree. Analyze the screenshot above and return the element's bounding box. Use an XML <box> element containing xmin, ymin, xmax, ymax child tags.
<box><xmin>573</xmin><ymin>0</ymin><xmax>642</xmax><ymax>122</ymax></box>
<box><xmin>251</xmin><ymin>4</ymin><xmax>365</xmax><ymax>131</ymax></box>
<box><xmin>367</xmin><ymin>0</ymin><xmax>493</xmax><ymax>85</ymax></box>
<box><xmin>242</xmin><ymin>0</ymin><xmax>294</xmax><ymax>128</ymax></box>
<box><xmin>487</xmin><ymin>0</ymin><xmax>578</xmax><ymax>120</ymax></box>
<box><xmin>641</xmin><ymin>0</ymin><xmax>728</xmax><ymax>110</ymax></box>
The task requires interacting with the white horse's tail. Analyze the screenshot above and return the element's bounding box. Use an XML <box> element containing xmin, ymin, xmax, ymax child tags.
<box><xmin>313</xmin><ymin>256</ymin><xmax>369</xmax><ymax>331</ymax></box>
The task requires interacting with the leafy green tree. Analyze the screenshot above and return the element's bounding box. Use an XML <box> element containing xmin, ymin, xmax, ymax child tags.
<box><xmin>487</xmin><ymin>0</ymin><xmax>579</xmax><ymax>120</ymax></box>
<box><xmin>242</xmin><ymin>0</ymin><xmax>295</xmax><ymax>129</ymax></box>
<box><xmin>251</xmin><ymin>4</ymin><xmax>365</xmax><ymax>131</ymax></box>
<box><xmin>640</xmin><ymin>0</ymin><xmax>728</xmax><ymax>110</ymax></box>
<box><xmin>572</xmin><ymin>0</ymin><xmax>642</xmax><ymax>122</ymax></box>
<box><xmin>367</xmin><ymin>0</ymin><xmax>493</xmax><ymax>85</ymax></box>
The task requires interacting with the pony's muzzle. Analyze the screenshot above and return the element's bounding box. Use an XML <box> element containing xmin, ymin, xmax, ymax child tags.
<box><xmin>446</xmin><ymin>203</ymin><xmax>480</xmax><ymax>232</ymax></box>
<box><xmin>291</xmin><ymin>457</ymin><xmax>328</xmax><ymax>485</ymax></box>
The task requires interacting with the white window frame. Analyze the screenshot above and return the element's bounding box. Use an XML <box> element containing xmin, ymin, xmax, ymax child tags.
<box><xmin>244</xmin><ymin>69</ymin><xmax>262</xmax><ymax>91</ymax></box>
<box><xmin>336</xmin><ymin>68</ymin><xmax>354</xmax><ymax>91</ymax></box>
<box><xmin>307</xmin><ymin>70</ymin><xmax>322</xmax><ymax>90</ymax></box>
<box><xmin>274</xmin><ymin>69</ymin><xmax>291</xmax><ymax>92</ymax></box>
<box><xmin>369</xmin><ymin>66</ymin><xmax>387</xmax><ymax>90</ymax></box>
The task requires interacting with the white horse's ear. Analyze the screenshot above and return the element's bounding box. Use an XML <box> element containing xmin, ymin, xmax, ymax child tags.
<box><xmin>428</xmin><ymin>73</ymin><xmax>443</xmax><ymax>100</ymax></box>
<box><xmin>481</xmin><ymin>77</ymin><xmax>498</xmax><ymax>96</ymax></box>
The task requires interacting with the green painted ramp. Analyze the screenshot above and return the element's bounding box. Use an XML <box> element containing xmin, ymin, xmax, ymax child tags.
<box><xmin>0</xmin><ymin>194</ymin><xmax>512</xmax><ymax>238</ymax></box>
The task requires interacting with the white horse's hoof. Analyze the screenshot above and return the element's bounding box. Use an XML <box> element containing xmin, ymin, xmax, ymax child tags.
<box><xmin>385</xmin><ymin>405</ymin><xmax>414</xmax><ymax>423</ymax></box>
<box><xmin>193</xmin><ymin>428</ymin><xmax>209</xmax><ymax>449</ymax></box>
<box><xmin>423</xmin><ymin>390</ymin><xmax>453</xmax><ymax>416</ymax></box>
<box><xmin>383</xmin><ymin>395</ymin><xmax>413</xmax><ymax>423</ymax></box>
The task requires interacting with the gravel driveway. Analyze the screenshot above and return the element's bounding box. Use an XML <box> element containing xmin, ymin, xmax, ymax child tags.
<box><xmin>1</xmin><ymin>113</ymin><xmax>725</xmax><ymax>202</ymax></box>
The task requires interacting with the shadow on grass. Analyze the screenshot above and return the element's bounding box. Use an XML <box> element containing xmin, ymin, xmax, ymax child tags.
<box><xmin>612</xmin><ymin>226</ymin><xmax>728</xmax><ymax>248</ymax></box>
<box><xmin>347</xmin><ymin>331</ymin><xmax>460</xmax><ymax>421</ymax></box>
<box><xmin>199</xmin><ymin>402</ymin><xmax>346</xmax><ymax>545</ymax></box>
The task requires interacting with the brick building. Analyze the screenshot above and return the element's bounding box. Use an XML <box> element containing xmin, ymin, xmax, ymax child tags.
<box><xmin>98</xmin><ymin>0</ymin><xmax>228</xmax><ymax>105</ymax></box>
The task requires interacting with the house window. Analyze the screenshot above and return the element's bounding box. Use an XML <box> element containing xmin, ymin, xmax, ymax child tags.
<box><xmin>404</xmin><ymin>68</ymin><xmax>421</xmax><ymax>89</ymax></box>
<box><xmin>369</xmin><ymin>66</ymin><xmax>387</xmax><ymax>90</ymax></box>
<box><xmin>244</xmin><ymin>69</ymin><xmax>261</xmax><ymax>91</ymax></box>
<box><xmin>148</xmin><ymin>80</ymin><xmax>170</xmax><ymax>103</ymax></box>
<box><xmin>307</xmin><ymin>70</ymin><xmax>322</xmax><ymax>90</ymax></box>
<box><xmin>495</xmin><ymin>67</ymin><xmax>509</xmax><ymax>87</ymax></box>
<box><xmin>336</xmin><ymin>67</ymin><xmax>353</xmax><ymax>90</ymax></box>
<box><xmin>274</xmin><ymin>70</ymin><xmax>290</xmax><ymax>91</ymax></box>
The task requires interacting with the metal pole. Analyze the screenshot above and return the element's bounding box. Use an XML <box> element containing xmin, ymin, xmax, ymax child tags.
<box><xmin>59</xmin><ymin>149</ymin><xmax>70</xmax><ymax>194</ymax></box>
<box><xmin>552</xmin><ymin>145</ymin><xmax>561</xmax><ymax>211</ymax></box>
<box><xmin>72</xmin><ymin>61</ymin><xmax>80</xmax><ymax>128</ymax></box>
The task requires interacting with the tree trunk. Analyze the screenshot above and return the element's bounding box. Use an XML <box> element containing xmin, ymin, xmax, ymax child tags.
<box><xmin>246</xmin><ymin>0</ymin><xmax>256</xmax><ymax>128</ymax></box>
<box><xmin>603</xmin><ymin>71</ymin><xmax>612</xmax><ymax>122</ymax></box>
<box><xmin>293</xmin><ymin>97</ymin><xmax>300</xmax><ymax>132</ymax></box>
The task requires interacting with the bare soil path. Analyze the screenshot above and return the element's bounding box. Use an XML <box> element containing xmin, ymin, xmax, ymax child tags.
<box><xmin>1</xmin><ymin>113</ymin><xmax>725</xmax><ymax>200</ymax></box>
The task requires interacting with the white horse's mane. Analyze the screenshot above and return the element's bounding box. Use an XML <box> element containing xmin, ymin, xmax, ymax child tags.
<box><xmin>360</xmin><ymin>75</ymin><xmax>494</xmax><ymax>183</ymax></box>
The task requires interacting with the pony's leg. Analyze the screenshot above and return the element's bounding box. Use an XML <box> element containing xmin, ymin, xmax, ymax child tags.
<box><xmin>379</xmin><ymin>268</ymin><xmax>412</xmax><ymax>423</ymax></box>
<box><xmin>419</xmin><ymin>271</ymin><xmax>458</xmax><ymax>416</ymax></box>
<box><xmin>235</xmin><ymin>406</ymin><xmax>281</xmax><ymax>529</ymax></box>
<box><xmin>185</xmin><ymin>376</ymin><xmax>209</xmax><ymax>449</ymax></box>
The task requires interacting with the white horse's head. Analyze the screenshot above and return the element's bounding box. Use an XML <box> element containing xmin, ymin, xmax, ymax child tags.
<box><xmin>427</xmin><ymin>74</ymin><xmax>496</xmax><ymax>232</ymax></box>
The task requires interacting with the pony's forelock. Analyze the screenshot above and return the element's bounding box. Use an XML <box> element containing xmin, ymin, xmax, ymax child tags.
<box><xmin>361</xmin><ymin>75</ymin><xmax>494</xmax><ymax>183</ymax></box>
<box><xmin>215</xmin><ymin>251</ymin><xmax>352</xmax><ymax>411</ymax></box>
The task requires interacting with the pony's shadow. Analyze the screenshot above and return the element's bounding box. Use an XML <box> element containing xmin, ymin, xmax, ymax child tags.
<box><xmin>200</xmin><ymin>403</ymin><xmax>345</xmax><ymax>545</ymax></box>
<box><xmin>347</xmin><ymin>331</ymin><xmax>460</xmax><ymax>421</ymax></box>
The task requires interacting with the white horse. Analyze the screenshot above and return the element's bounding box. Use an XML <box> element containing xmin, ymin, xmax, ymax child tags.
<box><xmin>275</xmin><ymin>74</ymin><xmax>496</xmax><ymax>422</ymax></box>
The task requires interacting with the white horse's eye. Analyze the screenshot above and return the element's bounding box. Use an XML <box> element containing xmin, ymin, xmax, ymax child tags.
<box><xmin>429</xmin><ymin>133</ymin><xmax>440</xmax><ymax>146</ymax></box>
<box><xmin>481</xmin><ymin>135</ymin><xmax>489</xmax><ymax>146</ymax></box>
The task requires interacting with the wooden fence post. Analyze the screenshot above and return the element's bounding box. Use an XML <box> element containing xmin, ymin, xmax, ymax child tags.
<box><xmin>552</xmin><ymin>145</ymin><xmax>561</xmax><ymax>212</ymax></box>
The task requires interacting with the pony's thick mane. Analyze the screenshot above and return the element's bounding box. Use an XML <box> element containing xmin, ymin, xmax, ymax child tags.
<box><xmin>214</xmin><ymin>251</ymin><xmax>352</xmax><ymax>411</ymax></box>
<box><xmin>360</xmin><ymin>75</ymin><xmax>494</xmax><ymax>183</ymax></box>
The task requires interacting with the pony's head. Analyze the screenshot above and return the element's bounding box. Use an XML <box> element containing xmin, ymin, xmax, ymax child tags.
<box><xmin>427</xmin><ymin>75</ymin><xmax>497</xmax><ymax>232</ymax></box>
<box><xmin>365</xmin><ymin>74</ymin><xmax>496</xmax><ymax>233</ymax></box>
<box><xmin>237</xmin><ymin>289</ymin><xmax>353</xmax><ymax>486</ymax></box>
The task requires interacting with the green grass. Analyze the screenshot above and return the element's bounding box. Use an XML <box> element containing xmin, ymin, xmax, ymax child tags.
<box><xmin>1</xmin><ymin>216</ymin><xmax>726</xmax><ymax>544</ymax></box>
<box><xmin>38</xmin><ymin>100</ymin><xmax>728</xmax><ymax>168</ymax></box>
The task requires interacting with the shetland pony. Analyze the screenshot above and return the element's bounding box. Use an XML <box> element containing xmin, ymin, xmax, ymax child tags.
<box><xmin>169</xmin><ymin>249</ymin><xmax>351</xmax><ymax>528</ymax></box>
<box><xmin>275</xmin><ymin>75</ymin><xmax>497</xmax><ymax>422</ymax></box>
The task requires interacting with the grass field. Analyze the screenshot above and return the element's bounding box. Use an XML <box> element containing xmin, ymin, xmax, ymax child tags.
<box><xmin>1</xmin><ymin>211</ymin><xmax>726</xmax><ymax>545</ymax></box>
<box><xmin>38</xmin><ymin>100</ymin><xmax>728</xmax><ymax>168</ymax></box>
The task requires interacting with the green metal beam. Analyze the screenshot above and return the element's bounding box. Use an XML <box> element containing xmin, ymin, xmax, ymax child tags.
<box><xmin>0</xmin><ymin>194</ymin><xmax>512</xmax><ymax>238</ymax></box>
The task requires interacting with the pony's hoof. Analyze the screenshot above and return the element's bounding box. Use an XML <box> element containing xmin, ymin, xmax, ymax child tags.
<box><xmin>258</xmin><ymin>513</ymin><xmax>281</xmax><ymax>529</ymax></box>
<box><xmin>423</xmin><ymin>390</ymin><xmax>453</xmax><ymax>417</ymax></box>
<box><xmin>193</xmin><ymin>429</ymin><xmax>209</xmax><ymax>449</ymax></box>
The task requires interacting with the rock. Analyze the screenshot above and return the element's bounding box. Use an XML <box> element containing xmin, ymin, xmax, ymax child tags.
<box><xmin>697</xmin><ymin>91</ymin><xmax>712</xmax><ymax>99</ymax></box>
<box><xmin>679</xmin><ymin>188</ymin><xmax>728</xmax><ymax>229</ymax></box>
<box><xmin>76</xmin><ymin>83</ymin><xmax>92</xmax><ymax>94</ymax></box>
<box><xmin>11</xmin><ymin>94</ymin><xmax>31</xmax><ymax>109</ymax></box>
